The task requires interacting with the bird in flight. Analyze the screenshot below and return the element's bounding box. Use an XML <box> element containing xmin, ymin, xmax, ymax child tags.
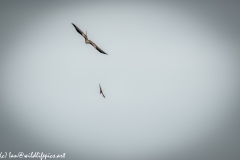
<box><xmin>99</xmin><ymin>84</ymin><xmax>105</xmax><ymax>98</ymax></box>
<box><xmin>72</xmin><ymin>23</ymin><xmax>108</xmax><ymax>55</ymax></box>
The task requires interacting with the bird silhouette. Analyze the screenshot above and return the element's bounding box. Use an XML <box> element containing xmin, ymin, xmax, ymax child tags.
<box><xmin>72</xmin><ymin>23</ymin><xmax>108</xmax><ymax>55</ymax></box>
<box><xmin>99</xmin><ymin>84</ymin><xmax>105</xmax><ymax>98</ymax></box>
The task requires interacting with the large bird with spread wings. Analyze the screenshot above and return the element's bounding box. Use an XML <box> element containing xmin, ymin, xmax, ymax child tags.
<box><xmin>72</xmin><ymin>23</ymin><xmax>108</xmax><ymax>55</ymax></box>
<box><xmin>99</xmin><ymin>84</ymin><xmax>105</xmax><ymax>98</ymax></box>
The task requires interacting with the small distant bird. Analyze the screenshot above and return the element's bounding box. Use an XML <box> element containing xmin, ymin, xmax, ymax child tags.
<box><xmin>99</xmin><ymin>84</ymin><xmax>105</xmax><ymax>98</ymax></box>
<box><xmin>72</xmin><ymin>23</ymin><xmax>108</xmax><ymax>55</ymax></box>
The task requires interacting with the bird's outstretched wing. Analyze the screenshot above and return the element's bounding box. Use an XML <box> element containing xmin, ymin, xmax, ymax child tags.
<box><xmin>72</xmin><ymin>23</ymin><xmax>87</xmax><ymax>39</ymax></box>
<box><xmin>99</xmin><ymin>84</ymin><xmax>105</xmax><ymax>98</ymax></box>
<box><xmin>89</xmin><ymin>40</ymin><xmax>108</xmax><ymax>55</ymax></box>
<box><xmin>101</xmin><ymin>92</ymin><xmax>105</xmax><ymax>98</ymax></box>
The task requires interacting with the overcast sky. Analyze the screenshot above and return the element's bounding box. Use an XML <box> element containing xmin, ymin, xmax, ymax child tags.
<box><xmin>0</xmin><ymin>1</ymin><xmax>240</xmax><ymax>160</ymax></box>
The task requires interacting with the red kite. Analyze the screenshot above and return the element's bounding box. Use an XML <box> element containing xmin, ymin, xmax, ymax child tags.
<box><xmin>99</xmin><ymin>84</ymin><xmax>105</xmax><ymax>98</ymax></box>
<box><xmin>72</xmin><ymin>23</ymin><xmax>108</xmax><ymax>55</ymax></box>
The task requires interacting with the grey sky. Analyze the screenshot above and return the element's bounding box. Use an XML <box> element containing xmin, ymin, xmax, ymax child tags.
<box><xmin>0</xmin><ymin>1</ymin><xmax>240</xmax><ymax>160</ymax></box>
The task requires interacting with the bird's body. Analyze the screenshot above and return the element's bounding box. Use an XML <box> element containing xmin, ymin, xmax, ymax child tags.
<box><xmin>85</xmin><ymin>39</ymin><xmax>90</xmax><ymax>44</ymax></box>
<box><xmin>72</xmin><ymin>23</ymin><xmax>108</xmax><ymax>55</ymax></box>
<box><xmin>99</xmin><ymin>84</ymin><xmax>105</xmax><ymax>98</ymax></box>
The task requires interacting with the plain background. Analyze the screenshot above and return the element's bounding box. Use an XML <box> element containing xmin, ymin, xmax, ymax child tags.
<box><xmin>0</xmin><ymin>1</ymin><xmax>240</xmax><ymax>160</ymax></box>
